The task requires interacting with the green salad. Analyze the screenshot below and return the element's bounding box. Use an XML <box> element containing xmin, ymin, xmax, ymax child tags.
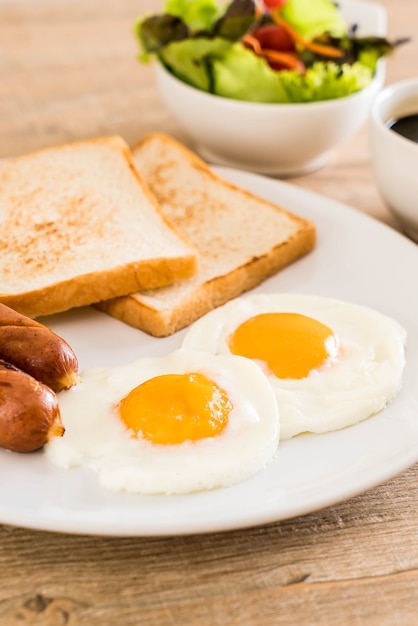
<box><xmin>134</xmin><ymin>0</ymin><xmax>407</xmax><ymax>103</ymax></box>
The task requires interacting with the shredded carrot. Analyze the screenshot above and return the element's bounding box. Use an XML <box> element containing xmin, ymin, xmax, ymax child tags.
<box><xmin>243</xmin><ymin>34</ymin><xmax>305</xmax><ymax>71</ymax></box>
<box><xmin>271</xmin><ymin>10</ymin><xmax>344</xmax><ymax>59</ymax></box>
<box><xmin>242</xmin><ymin>34</ymin><xmax>264</xmax><ymax>55</ymax></box>
<box><xmin>263</xmin><ymin>48</ymin><xmax>305</xmax><ymax>71</ymax></box>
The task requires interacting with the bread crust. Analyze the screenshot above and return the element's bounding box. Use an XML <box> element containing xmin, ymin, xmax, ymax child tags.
<box><xmin>97</xmin><ymin>133</ymin><xmax>316</xmax><ymax>336</ymax></box>
<box><xmin>3</xmin><ymin>255</ymin><xmax>197</xmax><ymax>319</ymax></box>
<box><xmin>98</xmin><ymin>226</ymin><xmax>315</xmax><ymax>336</ymax></box>
<box><xmin>0</xmin><ymin>135</ymin><xmax>197</xmax><ymax>318</ymax></box>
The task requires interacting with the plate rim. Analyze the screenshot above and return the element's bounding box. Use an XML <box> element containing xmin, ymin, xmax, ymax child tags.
<box><xmin>1</xmin><ymin>167</ymin><xmax>418</xmax><ymax>537</ymax></box>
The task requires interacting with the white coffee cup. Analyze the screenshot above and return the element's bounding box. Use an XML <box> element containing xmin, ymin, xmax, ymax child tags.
<box><xmin>370</xmin><ymin>78</ymin><xmax>418</xmax><ymax>242</ymax></box>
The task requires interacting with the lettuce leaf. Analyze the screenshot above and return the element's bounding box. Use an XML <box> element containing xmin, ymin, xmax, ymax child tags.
<box><xmin>280</xmin><ymin>0</ymin><xmax>346</xmax><ymax>39</ymax></box>
<box><xmin>137</xmin><ymin>0</ymin><xmax>256</xmax><ymax>60</ymax></box>
<box><xmin>279</xmin><ymin>61</ymin><xmax>373</xmax><ymax>102</ymax></box>
<box><xmin>159</xmin><ymin>37</ymin><xmax>234</xmax><ymax>91</ymax></box>
<box><xmin>211</xmin><ymin>43</ymin><xmax>373</xmax><ymax>102</ymax></box>
<box><xmin>212</xmin><ymin>43</ymin><xmax>290</xmax><ymax>102</ymax></box>
<box><xmin>135</xmin><ymin>14</ymin><xmax>189</xmax><ymax>59</ymax></box>
<box><xmin>163</xmin><ymin>0</ymin><xmax>220</xmax><ymax>32</ymax></box>
<box><xmin>211</xmin><ymin>0</ymin><xmax>257</xmax><ymax>41</ymax></box>
<box><xmin>134</xmin><ymin>0</ymin><xmax>407</xmax><ymax>103</ymax></box>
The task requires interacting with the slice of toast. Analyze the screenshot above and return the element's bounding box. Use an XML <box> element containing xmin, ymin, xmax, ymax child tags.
<box><xmin>0</xmin><ymin>136</ymin><xmax>197</xmax><ymax>318</ymax></box>
<box><xmin>97</xmin><ymin>133</ymin><xmax>316</xmax><ymax>336</ymax></box>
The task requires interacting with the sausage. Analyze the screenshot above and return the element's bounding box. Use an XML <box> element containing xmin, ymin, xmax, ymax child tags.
<box><xmin>0</xmin><ymin>303</ymin><xmax>79</xmax><ymax>392</ymax></box>
<box><xmin>0</xmin><ymin>360</ymin><xmax>64</xmax><ymax>452</ymax></box>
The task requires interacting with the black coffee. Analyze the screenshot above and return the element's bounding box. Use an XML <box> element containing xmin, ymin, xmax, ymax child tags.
<box><xmin>389</xmin><ymin>113</ymin><xmax>418</xmax><ymax>143</ymax></box>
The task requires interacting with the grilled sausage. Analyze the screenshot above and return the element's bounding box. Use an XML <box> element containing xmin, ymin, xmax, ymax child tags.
<box><xmin>0</xmin><ymin>360</ymin><xmax>64</xmax><ymax>452</ymax></box>
<box><xmin>0</xmin><ymin>303</ymin><xmax>79</xmax><ymax>392</ymax></box>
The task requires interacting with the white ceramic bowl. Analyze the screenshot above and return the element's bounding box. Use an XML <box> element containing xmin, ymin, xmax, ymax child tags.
<box><xmin>370</xmin><ymin>78</ymin><xmax>418</xmax><ymax>242</ymax></box>
<box><xmin>155</xmin><ymin>0</ymin><xmax>386</xmax><ymax>177</ymax></box>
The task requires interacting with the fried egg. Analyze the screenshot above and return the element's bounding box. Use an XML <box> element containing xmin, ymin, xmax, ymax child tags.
<box><xmin>181</xmin><ymin>293</ymin><xmax>407</xmax><ymax>439</ymax></box>
<box><xmin>45</xmin><ymin>350</ymin><xmax>279</xmax><ymax>494</ymax></box>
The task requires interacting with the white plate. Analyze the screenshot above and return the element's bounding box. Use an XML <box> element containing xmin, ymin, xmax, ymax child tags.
<box><xmin>2</xmin><ymin>168</ymin><xmax>418</xmax><ymax>536</ymax></box>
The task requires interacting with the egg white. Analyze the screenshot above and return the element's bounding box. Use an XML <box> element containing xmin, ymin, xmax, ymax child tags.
<box><xmin>181</xmin><ymin>293</ymin><xmax>407</xmax><ymax>439</ymax></box>
<box><xmin>45</xmin><ymin>349</ymin><xmax>280</xmax><ymax>495</ymax></box>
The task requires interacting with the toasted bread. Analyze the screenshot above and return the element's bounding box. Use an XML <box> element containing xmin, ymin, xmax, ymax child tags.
<box><xmin>0</xmin><ymin>136</ymin><xmax>197</xmax><ymax>318</ymax></box>
<box><xmin>97</xmin><ymin>133</ymin><xmax>316</xmax><ymax>336</ymax></box>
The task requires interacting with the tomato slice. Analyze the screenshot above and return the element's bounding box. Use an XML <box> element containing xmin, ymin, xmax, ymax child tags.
<box><xmin>263</xmin><ymin>0</ymin><xmax>288</xmax><ymax>9</ymax></box>
<box><xmin>250</xmin><ymin>24</ymin><xmax>295</xmax><ymax>53</ymax></box>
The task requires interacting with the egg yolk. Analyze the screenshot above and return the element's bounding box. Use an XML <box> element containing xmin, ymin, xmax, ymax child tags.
<box><xmin>119</xmin><ymin>372</ymin><xmax>232</xmax><ymax>445</ymax></box>
<box><xmin>229</xmin><ymin>312</ymin><xmax>337</xmax><ymax>379</ymax></box>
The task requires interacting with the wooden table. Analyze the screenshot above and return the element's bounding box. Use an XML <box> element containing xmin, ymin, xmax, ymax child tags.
<box><xmin>0</xmin><ymin>1</ymin><xmax>417</xmax><ymax>624</ymax></box>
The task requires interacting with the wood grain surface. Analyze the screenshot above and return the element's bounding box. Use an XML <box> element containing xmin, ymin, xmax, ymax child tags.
<box><xmin>1</xmin><ymin>1</ymin><xmax>418</xmax><ymax>624</ymax></box>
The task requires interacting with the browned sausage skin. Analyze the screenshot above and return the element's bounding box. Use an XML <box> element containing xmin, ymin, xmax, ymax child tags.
<box><xmin>0</xmin><ymin>303</ymin><xmax>79</xmax><ymax>392</ymax></box>
<box><xmin>0</xmin><ymin>360</ymin><xmax>64</xmax><ymax>453</ymax></box>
